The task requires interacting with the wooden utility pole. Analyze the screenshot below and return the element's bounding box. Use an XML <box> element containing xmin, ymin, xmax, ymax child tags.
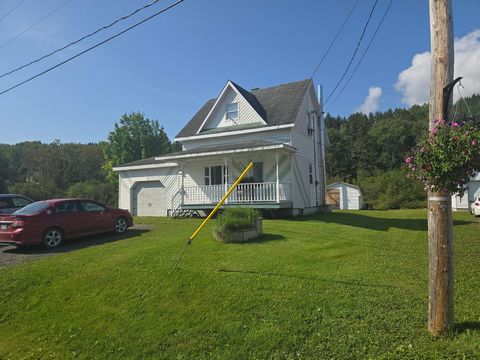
<box><xmin>428</xmin><ymin>0</ymin><xmax>454</xmax><ymax>336</ymax></box>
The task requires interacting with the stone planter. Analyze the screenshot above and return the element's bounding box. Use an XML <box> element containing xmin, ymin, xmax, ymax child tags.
<box><xmin>213</xmin><ymin>218</ymin><xmax>263</xmax><ymax>243</ymax></box>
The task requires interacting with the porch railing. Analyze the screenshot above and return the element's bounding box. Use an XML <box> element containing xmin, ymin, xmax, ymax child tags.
<box><xmin>182</xmin><ymin>182</ymin><xmax>290</xmax><ymax>205</ymax></box>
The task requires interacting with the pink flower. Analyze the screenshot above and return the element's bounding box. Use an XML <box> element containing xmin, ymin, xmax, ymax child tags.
<box><xmin>405</xmin><ymin>157</ymin><xmax>412</xmax><ymax>164</ymax></box>
<box><xmin>451</xmin><ymin>122</ymin><xmax>459</xmax><ymax>127</ymax></box>
<box><xmin>473</xmin><ymin>139</ymin><xmax>478</xmax><ymax>146</ymax></box>
<box><xmin>406</xmin><ymin>173</ymin><xmax>411</xmax><ymax>178</ymax></box>
<box><xmin>431</xmin><ymin>127</ymin><xmax>438</xmax><ymax>134</ymax></box>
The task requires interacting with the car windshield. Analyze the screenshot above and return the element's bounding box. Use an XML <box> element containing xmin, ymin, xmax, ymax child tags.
<box><xmin>13</xmin><ymin>201</ymin><xmax>49</xmax><ymax>215</ymax></box>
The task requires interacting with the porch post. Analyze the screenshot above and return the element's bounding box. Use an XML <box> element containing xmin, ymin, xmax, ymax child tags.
<box><xmin>224</xmin><ymin>156</ymin><xmax>228</xmax><ymax>204</ymax></box>
<box><xmin>276</xmin><ymin>152</ymin><xmax>280</xmax><ymax>203</ymax></box>
<box><xmin>180</xmin><ymin>163</ymin><xmax>185</xmax><ymax>205</ymax></box>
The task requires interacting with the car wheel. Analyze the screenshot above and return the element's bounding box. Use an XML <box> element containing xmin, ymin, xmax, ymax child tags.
<box><xmin>114</xmin><ymin>217</ymin><xmax>128</xmax><ymax>234</ymax></box>
<box><xmin>42</xmin><ymin>228</ymin><xmax>64</xmax><ymax>249</ymax></box>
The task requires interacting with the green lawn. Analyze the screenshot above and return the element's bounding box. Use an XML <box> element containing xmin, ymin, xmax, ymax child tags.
<box><xmin>1</xmin><ymin>210</ymin><xmax>479</xmax><ymax>359</ymax></box>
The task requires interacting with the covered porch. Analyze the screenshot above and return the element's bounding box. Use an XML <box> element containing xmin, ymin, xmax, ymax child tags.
<box><xmin>159</xmin><ymin>141</ymin><xmax>294</xmax><ymax>212</ymax></box>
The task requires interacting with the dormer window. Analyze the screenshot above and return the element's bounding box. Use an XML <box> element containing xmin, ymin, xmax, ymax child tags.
<box><xmin>226</xmin><ymin>103</ymin><xmax>239</xmax><ymax>120</ymax></box>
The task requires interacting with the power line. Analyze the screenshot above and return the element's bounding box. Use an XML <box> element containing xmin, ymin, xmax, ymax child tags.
<box><xmin>0</xmin><ymin>0</ymin><xmax>185</xmax><ymax>96</ymax></box>
<box><xmin>310</xmin><ymin>0</ymin><xmax>360</xmax><ymax>79</ymax></box>
<box><xmin>326</xmin><ymin>0</ymin><xmax>394</xmax><ymax>110</ymax></box>
<box><xmin>0</xmin><ymin>0</ymin><xmax>162</xmax><ymax>80</ymax></box>
<box><xmin>0</xmin><ymin>0</ymin><xmax>26</xmax><ymax>24</ymax></box>
<box><xmin>323</xmin><ymin>0</ymin><xmax>379</xmax><ymax>106</ymax></box>
<box><xmin>0</xmin><ymin>0</ymin><xmax>73</xmax><ymax>50</ymax></box>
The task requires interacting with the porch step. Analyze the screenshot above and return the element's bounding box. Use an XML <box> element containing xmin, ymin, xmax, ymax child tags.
<box><xmin>172</xmin><ymin>208</ymin><xmax>202</xmax><ymax>219</ymax></box>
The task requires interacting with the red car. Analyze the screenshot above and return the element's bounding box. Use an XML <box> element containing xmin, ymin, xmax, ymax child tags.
<box><xmin>0</xmin><ymin>199</ymin><xmax>133</xmax><ymax>248</ymax></box>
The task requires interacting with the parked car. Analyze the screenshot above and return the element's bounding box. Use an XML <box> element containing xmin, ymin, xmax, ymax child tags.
<box><xmin>471</xmin><ymin>197</ymin><xmax>480</xmax><ymax>216</ymax></box>
<box><xmin>0</xmin><ymin>194</ymin><xmax>34</xmax><ymax>215</ymax></box>
<box><xmin>0</xmin><ymin>199</ymin><xmax>133</xmax><ymax>248</ymax></box>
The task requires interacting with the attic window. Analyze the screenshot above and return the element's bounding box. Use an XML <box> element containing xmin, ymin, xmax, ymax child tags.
<box><xmin>226</xmin><ymin>103</ymin><xmax>238</xmax><ymax>120</ymax></box>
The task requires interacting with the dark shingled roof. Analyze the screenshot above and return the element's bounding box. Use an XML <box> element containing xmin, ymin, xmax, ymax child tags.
<box><xmin>176</xmin><ymin>79</ymin><xmax>311</xmax><ymax>138</ymax></box>
<box><xmin>115</xmin><ymin>141</ymin><xmax>294</xmax><ymax>168</ymax></box>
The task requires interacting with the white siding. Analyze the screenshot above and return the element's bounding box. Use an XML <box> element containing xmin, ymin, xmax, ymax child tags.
<box><xmin>202</xmin><ymin>85</ymin><xmax>265</xmax><ymax>131</ymax></box>
<box><xmin>182</xmin><ymin>128</ymin><xmax>291</xmax><ymax>150</ymax></box>
<box><xmin>118</xmin><ymin>166</ymin><xmax>180</xmax><ymax>216</ymax></box>
<box><xmin>290</xmin><ymin>84</ymin><xmax>324</xmax><ymax>209</ymax></box>
<box><xmin>181</xmin><ymin>152</ymin><xmax>291</xmax><ymax>188</ymax></box>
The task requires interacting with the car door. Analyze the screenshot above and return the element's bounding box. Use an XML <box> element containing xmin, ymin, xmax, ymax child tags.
<box><xmin>53</xmin><ymin>201</ymin><xmax>86</xmax><ymax>238</ymax></box>
<box><xmin>78</xmin><ymin>201</ymin><xmax>112</xmax><ymax>234</ymax></box>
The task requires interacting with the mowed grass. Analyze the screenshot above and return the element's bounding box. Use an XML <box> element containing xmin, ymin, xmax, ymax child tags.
<box><xmin>0</xmin><ymin>210</ymin><xmax>479</xmax><ymax>359</ymax></box>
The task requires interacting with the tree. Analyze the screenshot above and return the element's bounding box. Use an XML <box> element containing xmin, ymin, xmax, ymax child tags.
<box><xmin>104</xmin><ymin>112</ymin><xmax>173</xmax><ymax>167</ymax></box>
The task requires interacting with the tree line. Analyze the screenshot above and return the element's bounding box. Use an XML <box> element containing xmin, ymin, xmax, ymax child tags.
<box><xmin>0</xmin><ymin>112</ymin><xmax>180</xmax><ymax>206</ymax></box>
<box><xmin>325</xmin><ymin>94</ymin><xmax>480</xmax><ymax>208</ymax></box>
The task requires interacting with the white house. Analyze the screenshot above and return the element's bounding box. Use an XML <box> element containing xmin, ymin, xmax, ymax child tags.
<box><xmin>452</xmin><ymin>173</ymin><xmax>480</xmax><ymax>211</ymax></box>
<box><xmin>113</xmin><ymin>79</ymin><xmax>328</xmax><ymax>217</ymax></box>
<box><xmin>326</xmin><ymin>182</ymin><xmax>363</xmax><ymax>210</ymax></box>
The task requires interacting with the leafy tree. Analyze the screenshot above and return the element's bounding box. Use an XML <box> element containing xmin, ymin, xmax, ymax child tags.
<box><xmin>104</xmin><ymin>112</ymin><xmax>173</xmax><ymax>167</ymax></box>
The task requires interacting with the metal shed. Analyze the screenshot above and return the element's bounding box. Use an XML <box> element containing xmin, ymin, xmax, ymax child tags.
<box><xmin>326</xmin><ymin>182</ymin><xmax>363</xmax><ymax>210</ymax></box>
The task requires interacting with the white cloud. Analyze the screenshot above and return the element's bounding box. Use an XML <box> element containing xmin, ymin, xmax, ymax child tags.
<box><xmin>356</xmin><ymin>86</ymin><xmax>382</xmax><ymax>114</ymax></box>
<box><xmin>395</xmin><ymin>29</ymin><xmax>480</xmax><ymax>106</ymax></box>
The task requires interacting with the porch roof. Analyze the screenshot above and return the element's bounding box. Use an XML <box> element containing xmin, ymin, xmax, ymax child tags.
<box><xmin>154</xmin><ymin>141</ymin><xmax>295</xmax><ymax>161</ymax></box>
<box><xmin>113</xmin><ymin>141</ymin><xmax>294</xmax><ymax>171</ymax></box>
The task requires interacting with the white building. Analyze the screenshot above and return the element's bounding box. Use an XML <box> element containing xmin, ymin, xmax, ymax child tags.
<box><xmin>452</xmin><ymin>173</ymin><xmax>480</xmax><ymax>211</ymax></box>
<box><xmin>326</xmin><ymin>182</ymin><xmax>363</xmax><ymax>210</ymax></box>
<box><xmin>113</xmin><ymin>79</ymin><xmax>328</xmax><ymax>217</ymax></box>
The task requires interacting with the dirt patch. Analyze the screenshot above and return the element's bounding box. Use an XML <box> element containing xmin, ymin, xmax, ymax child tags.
<box><xmin>0</xmin><ymin>224</ymin><xmax>154</xmax><ymax>268</ymax></box>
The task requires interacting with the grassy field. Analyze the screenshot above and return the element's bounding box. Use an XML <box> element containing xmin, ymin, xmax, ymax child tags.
<box><xmin>0</xmin><ymin>210</ymin><xmax>479</xmax><ymax>359</ymax></box>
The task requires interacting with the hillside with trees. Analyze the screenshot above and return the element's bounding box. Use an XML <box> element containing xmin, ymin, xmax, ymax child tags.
<box><xmin>0</xmin><ymin>112</ymin><xmax>179</xmax><ymax>206</ymax></box>
<box><xmin>325</xmin><ymin>94</ymin><xmax>480</xmax><ymax>208</ymax></box>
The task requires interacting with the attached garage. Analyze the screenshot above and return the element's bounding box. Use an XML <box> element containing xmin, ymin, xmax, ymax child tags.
<box><xmin>131</xmin><ymin>181</ymin><xmax>167</xmax><ymax>216</ymax></box>
<box><xmin>326</xmin><ymin>182</ymin><xmax>363</xmax><ymax>210</ymax></box>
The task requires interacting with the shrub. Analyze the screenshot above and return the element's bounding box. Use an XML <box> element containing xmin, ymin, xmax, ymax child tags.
<box><xmin>7</xmin><ymin>180</ymin><xmax>60</xmax><ymax>201</ymax></box>
<box><xmin>355</xmin><ymin>169</ymin><xmax>426</xmax><ymax>209</ymax></box>
<box><xmin>66</xmin><ymin>181</ymin><xmax>117</xmax><ymax>207</ymax></box>
<box><xmin>214</xmin><ymin>208</ymin><xmax>259</xmax><ymax>234</ymax></box>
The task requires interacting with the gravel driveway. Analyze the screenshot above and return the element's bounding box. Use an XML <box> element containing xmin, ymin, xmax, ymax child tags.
<box><xmin>0</xmin><ymin>224</ymin><xmax>153</xmax><ymax>268</ymax></box>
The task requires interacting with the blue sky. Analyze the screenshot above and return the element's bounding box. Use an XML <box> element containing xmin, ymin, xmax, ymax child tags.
<box><xmin>0</xmin><ymin>0</ymin><xmax>478</xmax><ymax>145</ymax></box>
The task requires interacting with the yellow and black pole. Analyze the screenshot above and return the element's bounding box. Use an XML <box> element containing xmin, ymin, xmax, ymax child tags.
<box><xmin>174</xmin><ymin>161</ymin><xmax>253</xmax><ymax>269</ymax></box>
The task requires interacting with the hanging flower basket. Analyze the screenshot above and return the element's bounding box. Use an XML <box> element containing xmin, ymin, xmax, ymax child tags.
<box><xmin>407</xmin><ymin>118</ymin><xmax>480</xmax><ymax>196</ymax></box>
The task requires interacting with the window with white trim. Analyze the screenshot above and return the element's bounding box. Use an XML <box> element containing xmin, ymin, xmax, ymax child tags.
<box><xmin>309</xmin><ymin>164</ymin><xmax>313</xmax><ymax>184</ymax></box>
<box><xmin>226</xmin><ymin>103</ymin><xmax>239</xmax><ymax>120</ymax></box>
<box><xmin>205</xmin><ymin>165</ymin><xmax>226</xmax><ymax>185</ymax></box>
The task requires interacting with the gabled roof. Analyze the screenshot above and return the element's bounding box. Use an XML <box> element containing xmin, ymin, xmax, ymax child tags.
<box><xmin>176</xmin><ymin>79</ymin><xmax>312</xmax><ymax>139</ymax></box>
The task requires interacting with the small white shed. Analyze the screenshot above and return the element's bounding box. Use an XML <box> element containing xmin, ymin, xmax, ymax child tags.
<box><xmin>326</xmin><ymin>182</ymin><xmax>363</xmax><ymax>210</ymax></box>
<box><xmin>452</xmin><ymin>173</ymin><xmax>480</xmax><ymax>211</ymax></box>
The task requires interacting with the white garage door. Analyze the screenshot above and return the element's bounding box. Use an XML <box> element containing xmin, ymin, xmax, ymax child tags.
<box><xmin>132</xmin><ymin>181</ymin><xmax>166</xmax><ymax>216</ymax></box>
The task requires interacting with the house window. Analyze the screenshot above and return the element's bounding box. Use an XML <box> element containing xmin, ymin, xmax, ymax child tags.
<box><xmin>242</xmin><ymin>162</ymin><xmax>263</xmax><ymax>183</ymax></box>
<box><xmin>205</xmin><ymin>165</ymin><xmax>226</xmax><ymax>185</ymax></box>
<box><xmin>226</xmin><ymin>103</ymin><xmax>239</xmax><ymax>120</ymax></box>
<box><xmin>309</xmin><ymin>164</ymin><xmax>313</xmax><ymax>184</ymax></box>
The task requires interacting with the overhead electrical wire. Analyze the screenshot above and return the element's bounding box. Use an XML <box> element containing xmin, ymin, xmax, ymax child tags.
<box><xmin>0</xmin><ymin>0</ymin><xmax>26</xmax><ymax>25</ymax></box>
<box><xmin>310</xmin><ymin>0</ymin><xmax>360</xmax><ymax>79</ymax></box>
<box><xmin>0</xmin><ymin>0</ymin><xmax>162</xmax><ymax>80</ymax></box>
<box><xmin>0</xmin><ymin>0</ymin><xmax>184</xmax><ymax>96</ymax></box>
<box><xmin>323</xmin><ymin>0</ymin><xmax>379</xmax><ymax>106</ymax></box>
<box><xmin>326</xmin><ymin>0</ymin><xmax>394</xmax><ymax>110</ymax></box>
<box><xmin>0</xmin><ymin>0</ymin><xmax>73</xmax><ymax>50</ymax></box>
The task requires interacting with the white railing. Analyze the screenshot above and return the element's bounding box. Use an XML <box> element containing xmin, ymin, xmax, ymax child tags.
<box><xmin>182</xmin><ymin>182</ymin><xmax>290</xmax><ymax>205</ymax></box>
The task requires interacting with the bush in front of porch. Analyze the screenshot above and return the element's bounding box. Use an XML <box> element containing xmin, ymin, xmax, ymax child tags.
<box><xmin>213</xmin><ymin>208</ymin><xmax>261</xmax><ymax>243</ymax></box>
